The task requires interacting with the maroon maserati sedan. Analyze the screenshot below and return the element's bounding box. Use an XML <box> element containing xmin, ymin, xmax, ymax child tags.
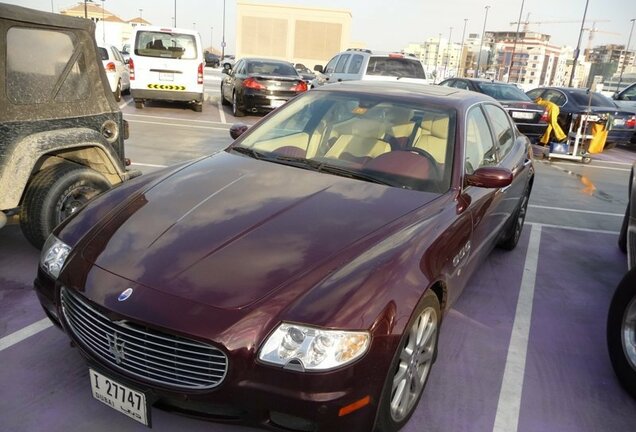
<box><xmin>35</xmin><ymin>82</ymin><xmax>534</xmax><ymax>431</ymax></box>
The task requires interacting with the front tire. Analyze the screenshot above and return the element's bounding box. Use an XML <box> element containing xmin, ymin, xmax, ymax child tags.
<box><xmin>19</xmin><ymin>164</ymin><xmax>111</xmax><ymax>249</ymax></box>
<box><xmin>608</xmin><ymin>267</ymin><xmax>636</xmax><ymax>398</ymax></box>
<box><xmin>375</xmin><ymin>290</ymin><xmax>440</xmax><ymax>432</ymax></box>
<box><xmin>114</xmin><ymin>79</ymin><xmax>122</xmax><ymax>102</ymax></box>
<box><xmin>134</xmin><ymin>99</ymin><xmax>144</xmax><ymax>109</ymax></box>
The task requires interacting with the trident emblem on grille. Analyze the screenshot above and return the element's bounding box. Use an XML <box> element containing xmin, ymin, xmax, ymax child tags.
<box><xmin>108</xmin><ymin>332</ymin><xmax>126</xmax><ymax>364</ymax></box>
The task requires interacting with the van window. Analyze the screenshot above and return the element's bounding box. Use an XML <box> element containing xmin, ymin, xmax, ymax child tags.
<box><xmin>135</xmin><ymin>31</ymin><xmax>198</xmax><ymax>59</ymax></box>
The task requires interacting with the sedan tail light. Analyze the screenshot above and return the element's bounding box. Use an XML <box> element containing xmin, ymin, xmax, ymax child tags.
<box><xmin>626</xmin><ymin>115</ymin><xmax>636</xmax><ymax>129</ymax></box>
<box><xmin>244</xmin><ymin>77</ymin><xmax>266</xmax><ymax>90</ymax></box>
<box><xmin>291</xmin><ymin>81</ymin><xmax>308</xmax><ymax>92</ymax></box>
<box><xmin>540</xmin><ymin>109</ymin><xmax>548</xmax><ymax>123</ymax></box>
<box><xmin>197</xmin><ymin>62</ymin><xmax>204</xmax><ymax>84</ymax></box>
<box><xmin>105</xmin><ymin>62</ymin><xmax>116</xmax><ymax>72</ymax></box>
<box><xmin>129</xmin><ymin>58</ymin><xmax>135</xmax><ymax>80</ymax></box>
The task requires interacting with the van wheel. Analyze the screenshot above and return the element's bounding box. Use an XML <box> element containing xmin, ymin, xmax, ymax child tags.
<box><xmin>134</xmin><ymin>99</ymin><xmax>144</xmax><ymax>109</ymax></box>
<box><xmin>193</xmin><ymin>101</ymin><xmax>203</xmax><ymax>112</ymax></box>
<box><xmin>232</xmin><ymin>92</ymin><xmax>245</xmax><ymax>117</ymax></box>
<box><xmin>114</xmin><ymin>80</ymin><xmax>122</xmax><ymax>102</ymax></box>
<box><xmin>19</xmin><ymin>164</ymin><xmax>111</xmax><ymax>249</ymax></box>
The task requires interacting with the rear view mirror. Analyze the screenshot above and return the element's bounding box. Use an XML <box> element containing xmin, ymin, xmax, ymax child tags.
<box><xmin>229</xmin><ymin>123</ymin><xmax>249</xmax><ymax>139</ymax></box>
<box><xmin>465</xmin><ymin>167</ymin><xmax>513</xmax><ymax>189</ymax></box>
<box><xmin>313</xmin><ymin>65</ymin><xmax>323</xmax><ymax>73</ymax></box>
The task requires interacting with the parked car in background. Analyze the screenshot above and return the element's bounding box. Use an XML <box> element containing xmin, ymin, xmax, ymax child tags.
<box><xmin>221</xmin><ymin>58</ymin><xmax>307</xmax><ymax>116</ymax></box>
<box><xmin>314</xmin><ymin>48</ymin><xmax>431</xmax><ymax>87</ymax></box>
<box><xmin>221</xmin><ymin>54</ymin><xmax>235</xmax><ymax>69</ymax></box>
<box><xmin>205</xmin><ymin>51</ymin><xmax>220</xmax><ymax>68</ymax></box>
<box><xmin>98</xmin><ymin>45</ymin><xmax>130</xmax><ymax>102</ymax></box>
<box><xmin>35</xmin><ymin>81</ymin><xmax>533</xmax><ymax>431</ymax></box>
<box><xmin>294</xmin><ymin>63</ymin><xmax>318</xmax><ymax>87</ymax></box>
<box><xmin>612</xmin><ymin>82</ymin><xmax>636</xmax><ymax>144</ymax></box>
<box><xmin>120</xmin><ymin>44</ymin><xmax>130</xmax><ymax>63</ymax></box>
<box><xmin>609</xmin><ymin>162</ymin><xmax>636</xmax><ymax>398</ymax></box>
<box><xmin>439</xmin><ymin>78</ymin><xmax>548</xmax><ymax>142</ymax></box>
<box><xmin>129</xmin><ymin>26</ymin><xmax>205</xmax><ymax>112</ymax></box>
<box><xmin>0</xmin><ymin>3</ymin><xmax>140</xmax><ymax>248</ymax></box>
<box><xmin>526</xmin><ymin>87</ymin><xmax>636</xmax><ymax>146</ymax></box>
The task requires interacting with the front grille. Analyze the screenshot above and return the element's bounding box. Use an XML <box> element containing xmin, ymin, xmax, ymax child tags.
<box><xmin>61</xmin><ymin>287</ymin><xmax>227</xmax><ymax>390</ymax></box>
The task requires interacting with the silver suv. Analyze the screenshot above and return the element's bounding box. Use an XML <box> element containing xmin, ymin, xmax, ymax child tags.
<box><xmin>314</xmin><ymin>48</ymin><xmax>430</xmax><ymax>86</ymax></box>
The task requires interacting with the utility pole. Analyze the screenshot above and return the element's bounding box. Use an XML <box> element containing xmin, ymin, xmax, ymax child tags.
<box><xmin>434</xmin><ymin>33</ymin><xmax>442</xmax><ymax>83</ymax></box>
<box><xmin>568</xmin><ymin>0</ymin><xmax>590</xmax><ymax>87</ymax></box>
<box><xmin>457</xmin><ymin>18</ymin><xmax>468</xmax><ymax>77</ymax></box>
<box><xmin>443</xmin><ymin>27</ymin><xmax>453</xmax><ymax>80</ymax></box>
<box><xmin>210</xmin><ymin>27</ymin><xmax>213</xmax><ymax>49</ymax></box>
<box><xmin>84</xmin><ymin>0</ymin><xmax>87</xmax><ymax>18</ymax></box>
<box><xmin>508</xmin><ymin>0</ymin><xmax>525</xmax><ymax>83</ymax></box>
<box><xmin>221</xmin><ymin>0</ymin><xmax>227</xmax><ymax>60</ymax></box>
<box><xmin>174</xmin><ymin>0</ymin><xmax>177</xmax><ymax>27</ymax></box>
<box><xmin>476</xmin><ymin>5</ymin><xmax>490</xmax><ymax>78</ymax></box>
<box><xmin>616</xmin><ymin>18</ymin><xmax>636</xmax><ymax>92</ymax></box>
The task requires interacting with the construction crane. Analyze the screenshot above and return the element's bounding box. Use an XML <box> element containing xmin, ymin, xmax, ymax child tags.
<box><xmin>510</xmin><ymin>17</ymin><xmax>609</xmax><ymax>33</ymax></box>
<box><xmin>583</xmin><ymin>22</ymin><xmax>621</xmax><ymax>51</ymax></box>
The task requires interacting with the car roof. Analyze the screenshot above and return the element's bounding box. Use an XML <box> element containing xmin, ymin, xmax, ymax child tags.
<box><xmin>242</xmin><ymin>58</ymin><xmax>293</xmax><ymax>65</ymax></box>
<box><xmin>133</xmin><ymin>25</ymin><xmax>200</xmax><ymax>36</ymax></box>
<box><xmin>315</xmin><ymin>81</ymin><xmax>493</xmax><ymax>108</ymax></box>
<box><xmin>0</xmin><ymin>3</ymin><xmax>95</xmax><ymax>32</ymax></box>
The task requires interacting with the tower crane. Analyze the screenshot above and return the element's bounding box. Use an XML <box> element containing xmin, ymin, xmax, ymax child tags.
<box><xmin>510</xmin><ymin>18</ymin><xmax>609</xmax><ymax>33</ymax></box>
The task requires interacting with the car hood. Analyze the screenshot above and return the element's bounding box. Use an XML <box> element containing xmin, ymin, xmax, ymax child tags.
<box><xmin>81</xmin><ymin>152</ymin><xmax>438</xmax><ymax>310</ymax></box>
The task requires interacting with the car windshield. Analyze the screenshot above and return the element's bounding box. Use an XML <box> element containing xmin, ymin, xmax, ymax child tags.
<box><xmin>569</xmin><ymin>90</ymin><xmax>616</xmax><ymax>107</ymax></box>
<box><xmin>134</xmin><ymin>31</ymin><xmax>197</xmax><ymax>59</ymax></box>
<box><xmin>366</xmin><ymin>57</ymin><xmax>426</xmax><ymax>79</ymax></box>
<box><xmin>233</xmin><ymin>92</ymin><xmax>455</xmax><ymax>193</ymax></box>
<box><xmin>476</xmin><ymin>83</ymin><xmax>532</xmax><ymax>101</ymax></box>
<box><xmin>247</xmin><ymin>61</ymin><xmax>297</xmax><ymax>76</ymax></box>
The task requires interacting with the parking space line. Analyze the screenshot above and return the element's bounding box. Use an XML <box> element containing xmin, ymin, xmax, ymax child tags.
<box><xmin>0</xmin><ymin>318</ymin><xmax>52</xmax><ymax>352</ymax></box>
<box><xmin>528</xmin><ymin>222</ymin><xmax>618</xmax><ymax>235</ymax></box>
<box><xmin>492</xmin><ymin>224</ymin><xmax>541</xmax><ymax>432</ymax></box>
<box><xmin>127</xmin><ymin>119</ymin><xmax>230</xmax><ymax>131</ymax></box>
<box><xmin>218</xmin><ymin>101</ymin><xmax>227</xmax><ymax>124</ymax></box>
<box><xmin>529</xmin><ymin>205</ymin><xmax>622</xmax><ymax>217</ymax></box>
<box><xmin>545</xmin><ymin>161</ymin><xmax>630</xmax><ymax>172</ymax></box>
<box><xmin>124</xmin><ymin>113</ymin><xmax>230</xmax><ymax>126</ymax></box>
<box><xmin>118</xmin><ymin>98</ymin><xmax>133</xmax><ymax>110</ymax></box>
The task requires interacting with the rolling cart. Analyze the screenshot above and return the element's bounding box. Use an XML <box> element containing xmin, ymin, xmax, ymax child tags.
<box><xmin>544</xmin><ymin>112</ymin><xmax>597</xmax><ymax>164</ymax></box>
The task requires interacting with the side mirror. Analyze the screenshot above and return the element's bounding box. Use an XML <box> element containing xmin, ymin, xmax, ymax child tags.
<box><xmin>313</xmin><ymin>65</ymin><xmax>324</xmax><ymax>73</ymax></box>
<box><xmin>465</xmin><ymin>167</ymin><xmax>513</xmax><ymax>189</ymax></box>
<box><xmin>613</xmin><ymin>92</ymin><xmax>620</xmax><ymax>100</ymax></box>
<box><xmin>229</xmin><ymin>123</ymin><xmax>249</xmax><ymax>139</ymax></box>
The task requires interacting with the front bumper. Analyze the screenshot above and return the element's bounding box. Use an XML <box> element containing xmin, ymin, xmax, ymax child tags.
<box><xmin>34</xmin><ymin>266</ymin><xmax>391</xmax><ymax>432</ymax></box>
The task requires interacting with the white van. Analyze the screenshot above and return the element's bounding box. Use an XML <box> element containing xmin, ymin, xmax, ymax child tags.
<box><xmin>129</xmin><ymin>26</ymin><xmax>205</xmax><ymax>112</ymax></box>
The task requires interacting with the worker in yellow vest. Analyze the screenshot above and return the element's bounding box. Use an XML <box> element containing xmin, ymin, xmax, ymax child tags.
<box><xmin>535</xmin><ymin>97</ymin><xmax>567</xmax><ymax>145</ymax></box>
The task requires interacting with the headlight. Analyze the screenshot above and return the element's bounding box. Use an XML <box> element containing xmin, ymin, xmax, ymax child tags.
<box><xmin>258</xmin><ymin>322</ymin><xmax>370</xmax><ymax>371</ymax></box>
<box><xmin>40</xmin><ymin>235</ymin><xmax>71</xmax><ymax>279</ymax></box>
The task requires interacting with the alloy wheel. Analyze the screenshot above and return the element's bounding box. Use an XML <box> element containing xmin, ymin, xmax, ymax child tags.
<box><xmin>513</xmin><ymin>192</ymin><xmax>529</xmax><ymax>244</ymax></box>
<box><xmin>623</xmin><ymin>297</ymin><xmax>636</xmax><ymax>370</ymax></box>
<box><xmin>390</xmin><ymin>306</ymin><xmax>438</xmax><ymax>422</ymax></box>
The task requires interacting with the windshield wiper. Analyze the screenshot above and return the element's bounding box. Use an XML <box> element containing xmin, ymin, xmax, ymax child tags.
<box><xmin>319</xmin><ymin>165</ymin><xmax>395</xmax><ymax>186</ymax></box>
<box><xmin>229</xmin><ymin>146</ymin><xmax>266</xmax><ymax>160</ymax></box>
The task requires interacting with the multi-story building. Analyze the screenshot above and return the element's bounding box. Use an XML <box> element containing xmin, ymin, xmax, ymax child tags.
<box><xmin>404</xmin><ymin>36</ymin><xmax>462</xmax><ymax>82</ymax></box>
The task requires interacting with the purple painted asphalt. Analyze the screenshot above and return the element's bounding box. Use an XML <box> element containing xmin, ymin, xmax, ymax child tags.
<box><xmin>518</xmin><ymin>228</ymin><xmax>636</xmax><ymax>432</ymax></box>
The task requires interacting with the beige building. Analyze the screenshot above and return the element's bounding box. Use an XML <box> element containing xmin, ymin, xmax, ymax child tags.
<box><xmin>236</xmin><ymin>1</ymin><xmax>351</xmax><ymax>68</ymax></box>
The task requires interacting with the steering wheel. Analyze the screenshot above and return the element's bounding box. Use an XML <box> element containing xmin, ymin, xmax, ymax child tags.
<box><xmin>404</xmin><ymin>147</ymin><xmax>441</xmax><ymax>179</ymax></box>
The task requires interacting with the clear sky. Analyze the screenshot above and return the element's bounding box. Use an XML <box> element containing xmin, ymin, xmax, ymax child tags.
<box><xmin>5</xmin><ymin>0</ymin><xmax>635</xmax><ymax>53</ymax></box>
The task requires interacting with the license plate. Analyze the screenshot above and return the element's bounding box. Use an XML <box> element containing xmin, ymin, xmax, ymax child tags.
<box><xmin>159</xmin><ymin>72</ymin><xmax>174</xmax><ymax>81</ymax></box>
<box><xmin>614</xmin><ymin>118</ymin><xmax>625</xmax><ymax>127</ymax></box>
<box><xmin>511</xmin><ymin>111</ymin><xmax>534</xmax><ymax>120</ymax></box>
<box><xmin>270</xmin><ymin>99</ymin><xmax>285</xmax><ymax>108</ymax></box>
<box><xmin>89</xmin><ymin>369</ymin><xmax>149</xmax><ymax>426</ymax></box>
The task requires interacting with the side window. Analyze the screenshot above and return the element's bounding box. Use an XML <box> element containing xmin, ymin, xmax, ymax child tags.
<box><xmin>454</xmin><ymin>80</ymin><xmax>470</xmax><ymax>90</ymax></box>
<box><xmin>526</xmin><ymin>88</ymin><xmax>543</xmax><ymax>100</ymax></box>
<box><xmin>543</xmin><ymin>89</ymin><xmax>566</xmax><ymax>106</ymax></box>
<box><xmin>334</xmin><ymin>54</ymin><xmax>351</xmax><ymax>73</ymax></box>
<box><xmin>484</xmin><ymin>104</ymin><xmax>515</xmax><ymax>159</ymax></box>
<box><xmin>347</xmin><ymin>54</ymin><xmax>363</xmax><ymax>74</ymax></box>
<box><xmin>439</xmin><ymin>80</ymin><xmax>454</xmax><ymax>87</ymax></box>
<box><xmin>6</xmin><ymin>27</ymin><xmax>89</xmax><ymax>104</ymax></box>
<box><xmin>465</xmin><ymin>106</ymin><xmax>496</xmax><ymax>174</ymax></box>
<box><xmin>234</xmin><ymin>60</ymin><xmax>245</xmax><ymax>74</ymax></box>
<box><xmin>112</xmin><ymin>48</ymin><xmax>124</xmax><ymax>63</ymax></box>
<box><xmin>324</xmin><ymin>56</ymin><xmax>339</xmax><ymax>74</ymax></box>
<box><xmin>621</xmin><ymin>85</ymin><xmax>636</xmax><ymax>101</ymax></box>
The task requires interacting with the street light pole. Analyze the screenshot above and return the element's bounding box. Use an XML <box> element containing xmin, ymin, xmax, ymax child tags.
<box><xmin>221</xmin><ymin>0</ymin><xmax>226</xmax><ymax>60</ymax></box>
<box><xmin>507</xmin><ymin>0</ymin><xmax>525</xmax><ymax>83</ymax></box>
<box><xmin>100</xmin><ymin>0</ymin><xmax>105</xmax><ymax>44</ymax></box>
<box><xmin>443</xmin><ymin>27</ymin><xmax>453</xmax><ymax>79</ymax></box>
<box><xmin>84</xmin><ymin>0</ymin><xmax>87</xmax><ymax>18</ymax></box>
<box><xmin>568</xmin><ymin>0</ymin><xmax>590</xmax><ymax>87</ymax></box>
<box><xmin>174</xmin><ymin>0</ymin><xmax>177</xmax><ymax>27</ymax></box>
<box><xmin>457</xmin><ymin>18</ymin><xmax>468</xmax><ymax>77</ymax></box>
<box><xmin>476</xmin><ymin>5</ymin><xmax>490</xmax><ymax>78</ymax></box>
<box><xmin>210</xmin><ymin>27</ymin><xmax>213</xmax><ymax>50</ymax></box>
<box><xmin>139</xmin><ymin>8</ymin><xmax>143</xmax><ymax>21</ymax></box>
<box><xmin>616</xmin><ymin>18</ymin><xmax>636</xmax><ymax>92</ymax></box>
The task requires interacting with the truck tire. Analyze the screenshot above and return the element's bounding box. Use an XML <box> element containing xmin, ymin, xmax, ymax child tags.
<box><xmin>19</xmin><ymin>163</ymin><xmax>111</xmax><ymax>249</ymax></box>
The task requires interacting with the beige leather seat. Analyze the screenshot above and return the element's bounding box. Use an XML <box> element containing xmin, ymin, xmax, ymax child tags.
<box><xmin>413</xmin><ymin>116</ymin><xmax>449</xmax><ymax>163</ymax></box>
<box><xmin>325</xmin><ymin>118</ymin><xmax>390</xmax><ymax>159</ymax></box>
